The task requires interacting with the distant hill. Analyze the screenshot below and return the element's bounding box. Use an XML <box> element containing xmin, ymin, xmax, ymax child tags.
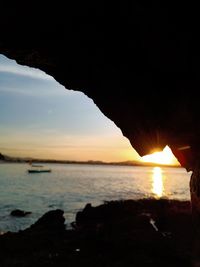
<box><xmin>0</xmin><ymin>153</ymin><xmax>5</xmax><ymax>161</ymax></box>
<box><xmin>0</xmin><ymin>152</ymin><xmax>181</xmax><ymax>168</ymax></box>
<box><xmin>0</xmin><ymin>153</ymin><xmax>32</xmax><ymax>163</ymax></box>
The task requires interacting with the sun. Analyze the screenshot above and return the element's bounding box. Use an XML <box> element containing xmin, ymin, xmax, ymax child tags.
<box><xmin>141</xmin><ymin>146</ymin><xmax>179</xmax><ymax>165</ymax></box>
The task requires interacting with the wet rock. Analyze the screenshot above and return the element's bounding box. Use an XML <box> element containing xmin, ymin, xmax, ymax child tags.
<box><xmin>10</xmin><ymin>209</ymin><xmax>31</xmax><ymax>217</ymax></box>
<box><xmin>28</xmin><ymin>209</ymin><xmax>65</xmax><ymax>233</ymax></box>
<box><xmin>0</xmin><ymin>200</ymin><xmax>194</xmax><ymax>267</ymax></box>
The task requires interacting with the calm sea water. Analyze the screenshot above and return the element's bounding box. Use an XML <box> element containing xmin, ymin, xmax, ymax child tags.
<box><xmin>0</xmin><ymin>163</ymin><xmax>191</xmax><ymax>233</ymax></box>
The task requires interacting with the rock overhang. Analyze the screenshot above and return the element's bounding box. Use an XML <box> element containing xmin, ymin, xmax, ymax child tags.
<box><xmin>0</xmin><ymin>2</ymin><xmax>199</xmax><ymax>171</ymax></box>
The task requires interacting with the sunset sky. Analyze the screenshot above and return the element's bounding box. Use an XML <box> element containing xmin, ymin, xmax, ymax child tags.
<box><xmin>0</xmin><ymin>54</ymin><xmax>179</xmax><ymax>165</ymax></box>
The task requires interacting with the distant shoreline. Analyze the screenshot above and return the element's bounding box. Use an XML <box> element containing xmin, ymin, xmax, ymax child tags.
<box><xmin>0</xmin><ymin>152</ymin><xmax>181</xmax><ymax>168</ymax></box>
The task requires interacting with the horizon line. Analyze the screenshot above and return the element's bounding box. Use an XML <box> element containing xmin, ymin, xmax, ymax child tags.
<box><xmin>0</xmin><ymin>152</ymin><xmax>181</xmax><ymax>168</ymax></box>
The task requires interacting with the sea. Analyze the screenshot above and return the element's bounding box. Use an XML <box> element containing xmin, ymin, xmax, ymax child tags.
<box><xmin>0</xmin><ymin>162</ymin><xmax>191</xmax><ymax>233</ymax></box>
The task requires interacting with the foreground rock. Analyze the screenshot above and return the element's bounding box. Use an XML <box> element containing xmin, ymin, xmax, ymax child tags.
<box><xmin>28</xmin><ymin>209</ymin><xmax>65</xmax><ymax>232</ymax></box>
<box><xmin>0</xmin><ymin>199</ymin><xmax>194</xmax><ymax>266</ymax></box>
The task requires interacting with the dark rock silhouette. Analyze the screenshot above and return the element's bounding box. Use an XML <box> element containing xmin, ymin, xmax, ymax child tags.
<box><xmin>0</xmin><ymin>200</ymin><xmax>194</xmax><ymax>266</ymax></box>
<box><xmin>10</xmin><ymin>209</ymin><xmax>31</xmax><ymax>217</ymax></box>
<box><xmin>28</xmin><ymin>209</ymin><xmax>65</xmax><ymax>233</ymax></box>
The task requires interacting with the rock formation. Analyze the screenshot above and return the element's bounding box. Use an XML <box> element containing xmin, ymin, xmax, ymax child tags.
<box><xmin>1</xmin><ymin>1</ymin><xmax>200</xmax><ymax>243</ymax></box>
<box><xmin>10</xmin><ymin>209</ymin><xmax>31</xmax><ymax>217</ymax></box>
<box><xmin>0</xmin><ymin>201</ymin><xmax>193</xmax><ymax>266</ymax></box>
<box><xmin>1</xmin><ymin>2</ymin><xmax>199</xmax><ymax>169</ymax></box>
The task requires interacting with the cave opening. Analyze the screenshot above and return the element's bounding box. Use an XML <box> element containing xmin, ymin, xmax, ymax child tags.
<box><xmin>2</xmin><ymin>1</ymin><xmax>200</xmax><ymax>264</ymax></box>
<box><xmin>0</xmin><ymin>54</ymin><xmax>140</xmax><ymax>163</ymax></box>
<box><xmin>0</xmin><ymin>53</ymin><xmax>198</xmax><ymax>265</ymax></box>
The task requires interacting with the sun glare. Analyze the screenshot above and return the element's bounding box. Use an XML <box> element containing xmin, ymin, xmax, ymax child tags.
<box><xmin>152</xmin><ymin>167</ymin><xmax>164</xmax><ymax>198</ymax></box>
<box><xmin>141</xmin><ymin>146</ymin><xmax>179</xmax><ymax>165</ymax></box>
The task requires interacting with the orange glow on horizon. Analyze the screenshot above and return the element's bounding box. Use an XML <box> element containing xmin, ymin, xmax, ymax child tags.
<box><xmin>141</xmin><ymin>146</ymin><xmax>179</xmax><ymax>166</ymax></box>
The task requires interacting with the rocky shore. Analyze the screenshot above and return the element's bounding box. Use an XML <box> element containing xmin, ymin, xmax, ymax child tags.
<box><xmin>0</xmin><ymin>199</ymin><xmax>195</xmax><ymax>266</ymax></box>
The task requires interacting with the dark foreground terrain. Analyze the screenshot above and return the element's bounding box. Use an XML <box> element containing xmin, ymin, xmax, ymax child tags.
<box><xmin>0</xmin><ymin>199</ymin><xmax>196</xmax><ymax>266</ymax></box>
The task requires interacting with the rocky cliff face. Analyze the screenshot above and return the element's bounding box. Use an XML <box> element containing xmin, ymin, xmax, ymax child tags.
<box><xmin>0</xmin><ymin>2</ymin><xmax>200</xmax><ymax>170</ymax></box>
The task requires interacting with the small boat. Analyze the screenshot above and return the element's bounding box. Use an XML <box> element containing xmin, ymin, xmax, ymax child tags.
<box><xmin>28</xmin><ymin>165</ymin><xmax>51</xmax><ymax>173</ymax></box>
<box><xmin>28</xmin><ymin>168</ymin><xmax>51</xmax><ymax>173</ymax></box>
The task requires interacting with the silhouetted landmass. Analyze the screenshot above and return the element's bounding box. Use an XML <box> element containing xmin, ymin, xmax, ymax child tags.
<box><xmin>0</xmin><ymin>152</ymin><xmax>181</xmax><ymax>168</ymax></box>
<box><xmin>0</xmin><ymin>199</ymin><xmax>194</xmax><ymax>266</ymax></box>
<box><xmin>0</xmin><ymin>153</ymin><xmax>5</xmax><ymax>161</ymax></box>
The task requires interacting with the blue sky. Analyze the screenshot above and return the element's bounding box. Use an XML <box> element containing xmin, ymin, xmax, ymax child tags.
<box><xmin>0</xmin><ymin>54</ymin><xmax>141</xmax><ymax>162</ymax></box>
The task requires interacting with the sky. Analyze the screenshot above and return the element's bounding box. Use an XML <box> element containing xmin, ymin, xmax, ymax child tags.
<box><xmin>0</xmin><ymin>54</ymin><xmax>181</xmax><ymax>165</ymax></box>
<box><xmin>0</xmin><ymin>54</ymin><xmax>145</xmax><ymax>162</ymax></box>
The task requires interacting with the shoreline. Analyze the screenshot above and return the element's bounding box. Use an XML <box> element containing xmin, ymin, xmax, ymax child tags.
<box><xmin>0</xmin><ymin>159</ymin><xmax>182</xmax><ymax>168</ymax></box>
<box><xmin>0</xmin><ymin>198</ymin><xmax>194</xmax><ymax>266</ymax></box>
<box><xmin>0</xmin><ymin>152</ymin><xmax>181</xmax><ymax>168</ymax></box>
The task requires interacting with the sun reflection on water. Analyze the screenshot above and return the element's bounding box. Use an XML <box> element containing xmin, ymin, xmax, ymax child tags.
<box><xmin>152</xmin><ymin>167</ymin><xmax>164</xmax><ymax>198</ymax></box>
